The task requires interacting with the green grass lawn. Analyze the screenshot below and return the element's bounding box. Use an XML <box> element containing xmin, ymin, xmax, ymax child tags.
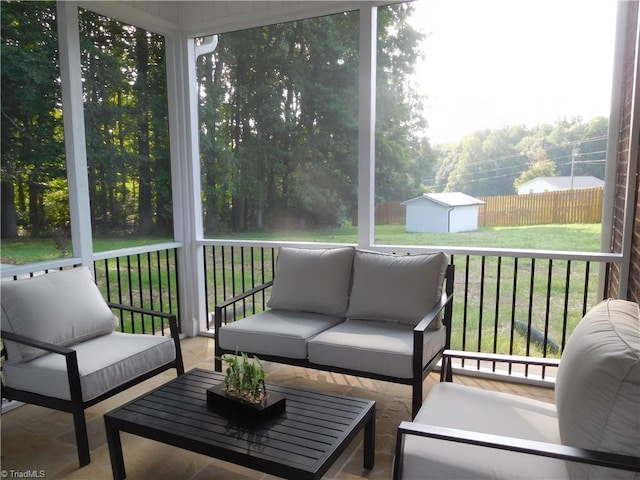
<box><xmin>219</xmin><ymin>223</ymin><xmax>602</xmax><ymax>252</ymax></box>
<box><xmin>1</xmin><ymin>224</ymin><xmax>601</xmax><ymax>265</ymax></box>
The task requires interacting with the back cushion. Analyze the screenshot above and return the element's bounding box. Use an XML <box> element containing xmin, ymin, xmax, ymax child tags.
<box><xmin>1</xmin><ymin>266</ymin><xmax>117</xmax><ymax>363</ymax></box>
<box><xmin>555</xmin><ymin>299</ymin><xmax>640</xmax><ymax>476</ymax></box>
<box><xmin>346</xmin><ymin>250</ymin><xmax>449</xmax><ymax>326</ymax></box>
<box><xmin>267</xmin><ymin>246</ymin><xmax>355</xmax><ymax>317</ymax></box>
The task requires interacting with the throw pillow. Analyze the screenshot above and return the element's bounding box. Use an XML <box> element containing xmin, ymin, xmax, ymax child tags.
<box><xmin>267</xmin><ymin>246</ymin><xmax>355</xmax><ymax>317</ymax></box>
<box><xmin>346</xmin><ymin>250</ymin><xmax>448</xmax><ymax>326</ymax></box>
<box><xmin>1</xmin><ymin>266</ymin><xmax>117</xmax><ymax>362</ymax></box>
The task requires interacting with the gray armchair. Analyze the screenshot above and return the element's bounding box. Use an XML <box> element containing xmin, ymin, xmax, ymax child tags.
<box><xmin>393</xmin><ymin>299</ymin><xmax>640</xmax><ymax>479</ymax></box>
<box><xmin>1</xmin><ymin>266</ymin><xmax>184</xmax><ymax>467</ymax></box>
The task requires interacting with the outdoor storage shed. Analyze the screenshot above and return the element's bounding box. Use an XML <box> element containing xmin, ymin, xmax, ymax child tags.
<box><xmin>402</xmin><ymin>192</ymin><xmax>485</xmax><ymax>233</ymax></box>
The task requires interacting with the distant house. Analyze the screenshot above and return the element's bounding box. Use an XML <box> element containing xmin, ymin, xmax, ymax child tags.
<box><xmin>402</xmin><ymin>192</ymin><xmax>485</xmax><ymax>233</ymax></box>
<box><xmin>517</xmin><ymin>176</ymin><xmax>604</xmax><ymax>194</ymax></box>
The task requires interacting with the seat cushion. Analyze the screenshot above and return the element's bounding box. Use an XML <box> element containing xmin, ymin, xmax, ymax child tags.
<box><xmin>218</xmin><ymin>310</ymin><xmax>344</xmax><ymax>359</ymax></box>
<box><xmin>555</xmin><ymin>299</ymin><xmax>640</xmax><ymax>478</ymax></box>
<box><xmin>1</xmin><ymin>266</ymin><xmax>117</xmax><ymax>362</ymax></box>
<box><xmin>345</xmin><ymin>250</ymin><xmax>448</xmax><ymax>327</ymax></box>
<box><xmin>401</xmin><ymin>382</ymin><xmax>567</xmax><ymax>479</ymax></box>
<box><xmin>3</xmin><ymin>331</ymin><xmax>176</xmax><ymax>402</ymax></box>
<box><xmin>307</xmin><ymin>319</ymin><xmax>446</xmax><ymax>378</ymax></box>
<box><xmin>267</xmin><ymin>246</ymin><xmax>355</xmax><ymax>317</ymax></box>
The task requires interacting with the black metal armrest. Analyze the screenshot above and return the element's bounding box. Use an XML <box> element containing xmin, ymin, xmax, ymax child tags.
<box><xmin>215</xmin><ymin>280</ymin><xmax>274</xmax><ymax>310</ymax></box>
<box><xmin>414</xmin><ymin>291</ymin><xmax>453</xmax><ymax>333</ymax></box>
<box><xmin>107</xmin><ymin>302</ymin><xmax>184</xmax><ymax>374</ymax></box>
<box><xmin>108</xmin><ymin>302</ymin><xmax>177</xmax><ymax>321</ymax></box>
<box><xmin>1</xmin><ymin>329</ymin><xmax>83</xmax><ymax>406</ymax></box>
<box><xmin>108</xmin><ymin>302</ymin><xmax>180</xmax><ymax>334</ymax></box>
<box><xmin>395</xmin><ymin>422</ymin><xmax>640</xmax><ymax>476</ymax></box>
<box><xmin>1</xmin><ymin>330</ymin><xmax>74</xmax><ymax>356</ymax></box>
<box><xmin>213</xmin><ymin>280</ymin><xmax>274</xmax><ymax>330</ymax></box>
<box><xmin>443</xmin><ymin>349</ymin><xmax>561</xmax><ymax>368</ymax></box>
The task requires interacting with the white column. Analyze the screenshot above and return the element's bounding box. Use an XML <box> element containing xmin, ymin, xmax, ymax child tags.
<box><xmin>57</xmin><ymin>1</ymin><xmax>94</xmax><ymax>269</ymax></box>
<box><xmin>357</xmin><ymin>6</ymin><xmax>377</xmax><ymax>250</ymax></box>
<box><xmin>165</xmin><ymin>33</ymin><xmax>206</xmax><ymax>336</ymax></box>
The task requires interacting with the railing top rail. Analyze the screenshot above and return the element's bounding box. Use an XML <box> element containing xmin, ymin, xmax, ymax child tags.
<box><xmin>92</xmin><ymin>241</ymin><xmax>182</xmax><ymax>261</ymax></box>
<box><xmin>1</xmin><ymin>242</ymin><xmax>183</xmax><ymax>279</ymax></box>
<box><xmin>198</xmin><ymin>239</ymin><xmax>356</xmax><ymax>249</ymax></box>
<box><xmin>198</xmin><ymin>239</ymin><xmax>622</xmax><ymax>263</ymax></box>
<box><xmin>1</xmin><ymin>258</ymin><xmax>82</xmax><ymax>279</ymax></box>
<box><xmin>371</xmin><ymin>245</ymin><xmax>623</xmax><ymax>262</ymax></box>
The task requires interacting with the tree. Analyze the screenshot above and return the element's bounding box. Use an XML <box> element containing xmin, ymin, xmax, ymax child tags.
<box><xmin>1</xmin><ymin>1</ymin><xmax>63</xmax><ymax>239</ymax></box>
<box><xmin>197</xmin><ymin>4</ymin><xmax>423</xmax><ymax>233</ymax></box>
<box><xmin>514</xmin><ymin>160</ymin><xmax>557</xmax><ymax>189</ymax></box>
<box><xmin>432</xmin><ymin>118</ymin><xmax>608</xmax><ymax>197</ymax></box>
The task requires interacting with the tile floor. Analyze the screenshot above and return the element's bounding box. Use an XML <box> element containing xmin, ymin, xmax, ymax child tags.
<box><xmin>1</xmin><ymin>336</ymin><xmax>554</xmax><ymax>479</ymax></box>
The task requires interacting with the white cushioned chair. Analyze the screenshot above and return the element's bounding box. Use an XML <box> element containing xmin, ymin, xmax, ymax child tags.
<box><xmin>1</xmin><ymin>266</ymin><xmax>184</xmax><ymax>467</ymax></box>
<box><xmin>393</xmin><ymin>299</ymin><xmax>640</xmax><ymax>479</ymax></box>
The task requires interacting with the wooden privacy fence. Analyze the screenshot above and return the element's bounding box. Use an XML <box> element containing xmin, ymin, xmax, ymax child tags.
<box><xmin>373</xmin><ymin>188</ymin><xmax>603</xmax><ymax>227</ymax></box>
<box><xmin>478</xmin><ymin>187</ymin><xmax>603</xmax><ymax>227</ymax></box>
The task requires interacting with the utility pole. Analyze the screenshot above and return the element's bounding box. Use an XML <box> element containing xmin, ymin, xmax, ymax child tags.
<box><xmin>570</xmin><ymin>143</ymin><xmax>580</xmax><ymax>190</ymax></box>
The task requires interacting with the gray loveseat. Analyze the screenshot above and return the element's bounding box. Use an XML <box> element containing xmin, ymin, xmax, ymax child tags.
<box><xmin>214</xmin><ymin>246</ymin><xmax>454</xmax><ymax>416</ymax></box>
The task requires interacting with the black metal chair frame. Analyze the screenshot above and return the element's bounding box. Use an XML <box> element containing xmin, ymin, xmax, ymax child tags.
<box><xmin>1</xmin><ymin>303</ymin><xmax>185</xmax><ymax>467</ymax></box>
<box><xmin>215</xmin><ymin>264</ymin><xmax>454</xmax><ymax>418</ymax></box>
<box><xmin>392</xmin><ymin>350</ymin><xmax>640</xmax><ymax>478</ymax></box>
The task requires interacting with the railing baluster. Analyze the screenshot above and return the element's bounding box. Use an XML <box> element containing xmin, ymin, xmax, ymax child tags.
<box><xmin>136</xmin><ymin>253</ymin><xmax>145</xmax><ymax>333</ymax></box>
<box><xmin>524</xmin><ymin>258</ymin><xmax>536</xmax><ymax>377</ymax></box>
<box><xmin>509</xmin><ymin>257</ymin><xmax>518</xmax><ymax>360</ymax></box>
<box><xmin>583</xmin><ymin>261</ymin><xmax>591</xmax><ymax>316</ymax></box>
<box><xmin>492</xmin><ymin>256</ymin><xmax>502</xmax><ymax>371</ymax></box>
<box><xmin>155</xmin><ymin>250</ymin><xmax>163</xmax><ymax>318</ymax></box>
<box><xmin>543</xmin><ymin>259</ymin><xmax>553</xmax><ymax>358</ymax></box>
<box><xmin>203</xmin><ymin>246</ymin><xmax>211</xmax><ymax>329</ymax></box>
<box><xmin>461</xmin><ymin>255</ymin><xmax>470</xmax><ymax>368</ymax></box>
<box><xmin>562</xmin><ymin>260</ymin><xmax>571</xmax><ymax>350</ymax></box>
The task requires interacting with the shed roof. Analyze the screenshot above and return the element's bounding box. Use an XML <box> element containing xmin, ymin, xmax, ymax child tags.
<box><xmin>518</xmin><ymin>175</ymin><xmax>604</xmax><ymax>190</ymax></box>
<box><xmin>402</xmin><ymin>192</ymin><xmax>485</xmax><ymax>207</ymax></box>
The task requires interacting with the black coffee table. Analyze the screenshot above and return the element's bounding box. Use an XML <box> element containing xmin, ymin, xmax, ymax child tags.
<box><xmin>104</xmin><ymin>368</ymin><xmax>375</xmax><ymax>479</ymax></box>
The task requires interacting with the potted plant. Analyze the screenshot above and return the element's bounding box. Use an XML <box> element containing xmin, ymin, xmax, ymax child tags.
<box><xmin>207</xmin><ymin>352</ymin><xmax>285</xmax><ymax>419</ymax></box>
<box><xmin>220</xmin><ymin>352</ymin><xmax>266</xmax><ymax>404</ymax></box>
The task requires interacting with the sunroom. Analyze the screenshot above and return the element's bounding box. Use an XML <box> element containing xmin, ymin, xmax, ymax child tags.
<box><xmin>1</xmin><ymin>0</ymin><xmax>639</xmax><ymax>478</ymax></box>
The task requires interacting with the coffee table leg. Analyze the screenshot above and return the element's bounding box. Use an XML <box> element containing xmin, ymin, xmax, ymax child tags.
<box><xmin>105</xmin><ymin>418</ymin><xmax>126</xmax><ymax>479</ymax></box>
<box><xmin>363</xmin><ymin>406</ymin><xmax>375</xmax><ymax>469</ymax></box>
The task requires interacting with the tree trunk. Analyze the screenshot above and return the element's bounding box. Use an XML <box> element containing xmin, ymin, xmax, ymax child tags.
<box><xmin>136</xmin><ymin>28</ymin><xmax>153</xmax><ymax>235</ymax></box>
<box><xmin>1</xmin><ymin>166</ymin><xmax>18</xmax><ymax>239</ymax></box>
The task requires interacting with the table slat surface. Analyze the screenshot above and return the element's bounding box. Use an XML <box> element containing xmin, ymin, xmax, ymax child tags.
<box><xmin>104</xmin><ymin>369</ymin><xmax>375</xmax><ymax>479</ymax></box>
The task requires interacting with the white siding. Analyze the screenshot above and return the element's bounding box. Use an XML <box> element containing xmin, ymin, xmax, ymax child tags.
<box><xmin>449</xmin><ymin>205</ymin><xmax>480</xmax><ymax>232</ymax></box>
<box><xmin>517</xmin><ymin>178</ymin><xmax>554</xmax><ymax>194</ymax></box>
<box><xmin>405</xmin><ymin>202</ymin><xmax>449</xmax><ymax>233</ymax></box>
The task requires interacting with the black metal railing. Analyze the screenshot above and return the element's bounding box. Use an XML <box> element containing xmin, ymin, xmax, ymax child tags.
<box><xmin>93</xmin><ymin>244</ymin><xmax>181</xmax><ymax>334</ymax></box>
<box><xmin>202</xmin><ymin>241</ymin><xmax>620</xmax><ymax>383</ymax></box>
<box><xmin>0</xmin><ymin>243</ymin><xmax>181</xmax><ymax>335</ymax></box>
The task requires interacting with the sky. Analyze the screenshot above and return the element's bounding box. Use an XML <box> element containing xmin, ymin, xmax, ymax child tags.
<box><xmin>408</xmin><ymin>0</ymin><xmax>618</xmax><ymax>145</ymax></box>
